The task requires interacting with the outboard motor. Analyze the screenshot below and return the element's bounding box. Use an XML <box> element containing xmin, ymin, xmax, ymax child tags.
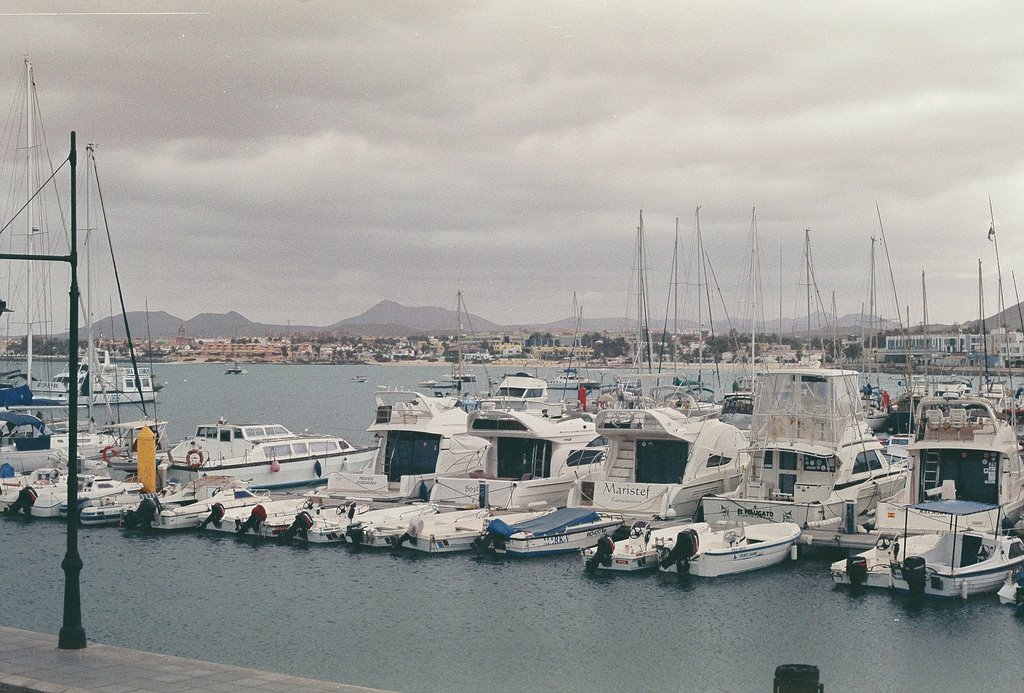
<box><xmin>902</xmin><ymin>555</ymin><xmax>927</xmax><ymax>596</ymax></box>
<box><xmin>279</xmin><ymin>510</ymin><xmax>314</xmax><ymax>542</ymax></box>
<box><xmin>123</xmin><ymin>496</ymin><xmax>160</xmax><ymax>530</ymax></box>
<box><xmin>199</xmin><ymin>502</ymin><xmax>226</xmax><ymax>529</ymax></box>
<box><xmin>5</xmin><ymin>486</ymin><xmax>37</xmax><ymax>516</ymax></box>
<box><xmin>389</xmin><ymin>533</ymin><xmax>411</xmax><ymax>549</ymax></box>
<box><xmin>660</xmin><ymin>528</ymin><xmax>700</xmax><ymax>575</ymax></box>
<box><xmin>346</xmin><ymin>521</ymin><xmax>365</xmax><ymax>547</ymax></box>
<box><xmin>846</xmin><ymin>556</ymin><xmax>868</xmax><ymax>587</ymax></box>
<box><xmin>236</xmin><ymin>504</ymin><xmax>268</xmax><ymax>535</ymax></box>
<box><xmin>585</xmin><ymin>534</ymin><xmax>616</xmax><ymax>574</ymax></box>
<box><xmin>471</xmin><ymin>533</ymin><xmax>492</xmax><ymax>553</ymax></box>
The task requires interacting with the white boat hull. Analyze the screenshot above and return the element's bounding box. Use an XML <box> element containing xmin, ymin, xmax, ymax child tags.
<box><xmin>497</xmin><ymin>517</ymin><xmax>623</xmax><ymax>557</ymax></box>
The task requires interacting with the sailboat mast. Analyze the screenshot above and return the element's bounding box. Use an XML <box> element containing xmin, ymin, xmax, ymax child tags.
<box><xmin>697</xmin><ymin>207</ymin><xmax>704</xmax><ymax>370</ymax></box>
<box><xmin>85</xmin><ymin>146</ymin><xmax>97</xmax><ymax>421</ymax></box>
<box><xmin>979</xmin><ymin>259</ymin><xmax>988</xmax><ymax>384</ymax></box>
<box><xmin>25</xmin><ymin>59</ymin><xmax>34</xmax><ymax>387</ymax></box>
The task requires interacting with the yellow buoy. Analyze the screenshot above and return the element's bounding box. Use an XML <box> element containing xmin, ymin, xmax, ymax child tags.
<box><xmin>136</xmin><ymin>425</ymin><xmax>157</xmax><ymax>493</ymax></box>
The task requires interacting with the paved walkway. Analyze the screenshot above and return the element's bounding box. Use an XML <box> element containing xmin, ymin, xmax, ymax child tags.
<box><xmin>0</xmin><ymin>626</ymin><xmax>388</xmax><ymax>693</ymax></box>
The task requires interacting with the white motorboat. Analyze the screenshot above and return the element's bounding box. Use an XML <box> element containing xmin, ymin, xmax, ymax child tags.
<box><xmin>202</xmin><ymin>497</ymin><xmax>316</xmax><ymax>537</ymax></box>
<box><xmin>35</xmin><ymin>349</ymin><xmax>159</xmax><ymax>406</ymax></box>
<box><xmin>875</xmin><ymin>396</ymin><xmax>1024</xmax><ymax>534</ymax></box>
<box><xmin>580</xmin><ymin>519</ymin><xmax>695</xmax><ymax>573</ymax></box>
<box><xmin>166</xmin><ymin>421</ymin><xmax>376</xmax><ymax>489</ymax></box>
<box><xmin>701</xmin><ymin>369</ymin><xmax>908</xmax><ymax>528</ymax></box>
<box><xmin>224</xmin><ymin>363</ymin><xmax>247</xmax><ymax>375</ymax></box>
<box><xmin>0</xmin><ymin>468</ymin><xmax>64</xmax><ymax>516</ymax></box>
<box><xmin>830</xmin><ymin>533</ymin><xmax>942</xmax><ymax>589</ymax></box>
<box><xmin>316</xmin><ymin>388</ymin><xmax>486</xmax><ymax>503</ymax></box>
<box><xmin>404</xmin><ymin>507</ymin><xmax>553</xmax><ymax>554</ymax></box>
<box><xmin>566</xmin><ymin>407</ymin><xmax>748</xmax><ymax>520</ymax></box>
<box><xmin>835</xmin><ymin>500</ymin><xmax>1024</xmax><ymax>599</ymax></box>
<box><xmin>0</xmin><ymin>409</ymin><xmax>119</xmax><ymax>475</ymax></box>
<box><xmin>481</xmin><ymin>507</ymin><xmax>623</xmax><ymax>556</ymax></box>
<box><xmin>281</xmin><ymin>502</ymin><xmax>369</xmax><ymax>544</ymax></box>
<box><xmin>121</xmin><ymin>476</ymin><xmax>270</xmax><ymax>531</ymax></box>
<box><xmin>343</xmin><ymin>503</ymin><xmax>442</xmax><ymax>548</ymax></box>
<box><xmin>654</xmin><ymin>521</ymin><xmax>802</xmax><ymax>577</ymax></box>
<box><xmin>11</xmin><ymin>474</ymin><xmax>143</xmax><ymax>519</ymax></box>
<box><xmin>430</xmin><ymin>407</ymin><xmax>606</xmax><ymax>510</ymax></box>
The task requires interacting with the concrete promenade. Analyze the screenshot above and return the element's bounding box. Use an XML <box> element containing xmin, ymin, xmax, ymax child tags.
<box><xmin>0</xmin><ymin>626</ymin><xmax>388</xmax><ymax>693</ymax></box>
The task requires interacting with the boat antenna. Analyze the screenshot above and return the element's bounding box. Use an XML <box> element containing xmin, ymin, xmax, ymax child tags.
<box><xmin>90</xmin><ymin>146</ymin><xmax>148</xmax><ymax>418</ymax></box>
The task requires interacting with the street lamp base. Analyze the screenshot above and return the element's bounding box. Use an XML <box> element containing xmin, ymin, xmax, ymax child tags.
<box><xmin>58</xmin><ymin>626</ymin><xmax>86</xmax><ymax>650</ymax></box>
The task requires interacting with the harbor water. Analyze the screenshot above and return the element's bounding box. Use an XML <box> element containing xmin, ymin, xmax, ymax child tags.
<box><xmin>1</xmin><ymin>363</ymin><xmax>1022</xmax><ymax>692</ymax></box>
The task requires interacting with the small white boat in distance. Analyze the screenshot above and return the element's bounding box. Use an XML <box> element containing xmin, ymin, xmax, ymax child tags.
<box><xmin>654</xmin><ymin>522</ymin><xmax>802</xmax><ymax>577</ymax></box>
<box><xmin>225</xmin><ymin>363</ymin><xmax>247</xmax><ymax>375</ymax></box>
<box><xmin>481</xmin><ymin>507</ymin><xmax>623</xmax><ymax>556</ymax></box>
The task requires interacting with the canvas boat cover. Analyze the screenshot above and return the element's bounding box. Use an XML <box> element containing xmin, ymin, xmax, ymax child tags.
<box><xmin>909</xmin><ymin>500</ymin><xmax>999</xmax><ymax>516</ymax></box>
<box><xmin>487</xmin><ymin>507</ymin><xmax>601</xmax><ymax>539</ymax></box>
<box><xmin>0</xmin><ymin>410</ymin><xmax>45</xmax><ymax>432</ymax></box>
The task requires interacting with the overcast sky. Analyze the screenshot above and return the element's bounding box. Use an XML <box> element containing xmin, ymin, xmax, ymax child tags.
<box><xmin>1</xmin><ymin>1</ymin><xmax>1022</xmax><ymax>331</ymax></box>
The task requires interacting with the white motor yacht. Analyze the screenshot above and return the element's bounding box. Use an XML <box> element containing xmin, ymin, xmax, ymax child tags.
<box><xmin>701</xmin><ymin>369</ymin><xmax>908</xmax><ymax>528</ymax></box>
<box><xmin>566</xmin><ymin>407</ymin><xmax>748</xmax><ymax>520</ymax></box>
<box><xmin>316</xmin><ymin>388</ymin><xmax>486</xmax><ymax>503</ymax></box>
<box><xmin>166</xmin><ymin>421</ymin><xmax>376</xmax><ymax>489</ymax></box>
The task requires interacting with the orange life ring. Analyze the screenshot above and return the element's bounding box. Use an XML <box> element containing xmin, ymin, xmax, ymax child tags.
<box><xmin>186</xmin><ymin>448</ymin><xmax>205</xmax><ymax>469</ymax></box>
<box><xmin>101</xmin><ymin>445</ymin><xmax>119</xmax><ymax>465</ymax></box>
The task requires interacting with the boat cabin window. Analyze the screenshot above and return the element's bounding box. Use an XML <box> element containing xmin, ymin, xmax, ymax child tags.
<box><xmin>763</xmin><ymin>450</ymin><xmax>774</xmax><ymax>469</ymax></box>
<box><xmin>125</xmin><ymin>378</ymin><xmax>136</xmax><ymax>390</ymax></box>
<box><xmin>234</xmin><ymin>428</ymin><xmax>243</xmax><ymax>439</ymax></box>
<box><xmin>706</xmin><ymin>454</ymin><xmax>731</xmax><ymax>468</ymax></box>
<box><xmin>291</xmin><ymin>443</ymin><xmax>309</xmax><ymax>456</ymax></box>
<box><xmin>266</xmin><ymin>425</ymin><xmax>289</xmax><ymax>437</ymax></box>
<box><xmin>852</xmin><ymin>450</ymin><xmax>885</xmax><ymax>474</ymax></box>
<box><xmin>244</xmin><ymin>427</ymin><xmax>265</xmax><ymax>438</ymax></box>
<box><xmin>140</xmin><ymin>377</ymin><xmax>151</xmax><ymax>388</ymax></box>
<box><xmin>310</xmin><ymin>441</ymin><xmax>337</xmax><ymax>454</ymax></box>
<box><xmin>1009</xmin><ymin>542</ymin><xmax>1024</xmax><ymax>559</ymax></box>
<box><xmin>196</xmin><ymin>426</ymin><xmax>217</xmax><ymax>439</ymax></box>
<box><xmin>267</xmin><ymin>443</ymin><xmax>291</xmax><ymax>459</ymax></box>
<box><xmin>472</xmin><ymin>418</ymin><xmax>528</xmax><ymax>431</ymax></box>
<box><xmin>778</xmin><ymin>451</ymin><xmax>798</xmax><ymax>470</ymax></box>
<box><xmin>587</xmin><ymin>436</ymin><xmax>608</xmax><ymax>448</ymax></box>
<box><xmin>219</xmin><ymin>429</ymin><xmax>231</xmax><ymax>443</ymax></box>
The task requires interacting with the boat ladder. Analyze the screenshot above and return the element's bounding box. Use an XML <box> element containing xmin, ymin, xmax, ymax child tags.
<box><xmin>922</xmin><ymin>450</ymin><xmax>941</xmax><ymax>492</ymax></box>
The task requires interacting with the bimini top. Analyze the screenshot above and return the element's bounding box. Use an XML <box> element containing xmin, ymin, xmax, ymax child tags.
<box><xmin>909</xmin><ymin>500</ymin><xmax>999</xmax><ymax>516</ymax></box>
<box><xmin>487</xmin><ymin>507</ymin><xmax>599</xmax><ymax>539</ymax></box>
<box><xmin>0</xmin><ymin>410</ymin><xmax>45</xmax><ymax>433</ymax></box>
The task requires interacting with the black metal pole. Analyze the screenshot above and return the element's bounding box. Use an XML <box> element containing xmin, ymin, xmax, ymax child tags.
<box><xmin>58</xmin><ymin>131</ymin><xmax>85</xmax><ymax>649</ymax></box>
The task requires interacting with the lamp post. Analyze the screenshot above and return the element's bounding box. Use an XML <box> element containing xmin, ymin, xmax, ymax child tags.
<box><xmin>0</xmin><ymin>132</ymin><xmax>84</xmax><ymax>648</ymax></box>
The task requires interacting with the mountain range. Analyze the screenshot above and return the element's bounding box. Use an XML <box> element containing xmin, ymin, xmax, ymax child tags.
<box><xmin>78</xmin><ymin>300</ymin><xmax>932</xmax><ymax>340</ymax></box>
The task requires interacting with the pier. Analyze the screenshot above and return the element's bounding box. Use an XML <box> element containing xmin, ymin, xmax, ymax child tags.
<box><xmin>0</xmin><ymin>626</ymin><xmax>387</xmax><ymax>693</ymax></box>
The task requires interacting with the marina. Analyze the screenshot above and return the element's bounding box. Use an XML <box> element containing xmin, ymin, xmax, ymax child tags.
<box><xmin>2</xmin><ymin>363</ymin><xmax>1023</xmax><ymax>692</ymax></box>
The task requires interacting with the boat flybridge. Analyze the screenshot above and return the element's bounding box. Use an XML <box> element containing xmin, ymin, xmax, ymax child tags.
<box><xmin>35</xmin><ymin>349</ymin><xmax>159</xmax><ymax>406</ymax></box>
<box><xmin>566</xmin><ymin>406</ymin><xmax>748</xmax><ymax>520</ymax></box>
<box><xmin>700</xmin><ymin>368</ymin><xmax>908</xmax><ymax>528</ymax></box>
<box><xmin>874</xmin><ymin>395</ymin><xmax>1024</xmax><ymax>534</ymax></box>
<box><xmin>166</xmin><ymin>421</ymin><xmax>376</xmax><ymax>489</ymax></box>
<box><xmin>428</xmin><ymin>404</ymin><xmax>607</xmax><ymax>510</ymax></box>
<box><xmin>314</xmin><ymin>388</ymin><xmax>488</xmax><ymax>504</ymax></box>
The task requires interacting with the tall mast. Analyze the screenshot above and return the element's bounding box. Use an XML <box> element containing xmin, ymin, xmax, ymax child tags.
<box><xmin>696</xmin><ymin>207</ymin><xmax>704</xmax><ymax>371</ymax></box>
<box><xmin>922</xmin><ymin>270</ymin><xmax>928</xmax><ymax>383</ymax></box>
<box><xmin>25</xmin><ymin>58</ymin><xmax>34</xmax><ymax>387</ymax></box>
<box><xmin>869</xmin><ymin>237</ymin><xmax>877</xmax><ymax>381</ymax></box>
<box><xmin>979</xmin><ymin>260</ymin><xmax>988</xmax><ymax>384</ymax></box>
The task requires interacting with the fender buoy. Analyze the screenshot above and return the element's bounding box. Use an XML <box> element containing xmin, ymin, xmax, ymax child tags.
<box><xmin>270</xmin><ymin>459</ymin><xmax>281</xmax><ymax>473</ymax></box>
<box><xmin>101</xmin><ymin>445</ymin><xmax>119</xmax><ymax>465</ymax></box>
<box><xmin>186</xmin><ymin>449</ymin><xmax>204</xmax><ymax>469</ymax></box>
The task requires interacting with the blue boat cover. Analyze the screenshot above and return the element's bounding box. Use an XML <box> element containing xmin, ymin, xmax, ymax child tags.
<box><xmin>0</xmin><ymin>410</ymin><xmax>45</xmax><ymax>432</ymax></box>
<box><xmin>0</xmin><ymin>462</ymin><xmax>14</xmax><ymax>478</ymax></box>
<box><xmin>0</xmin><ymin>385</ymin><xmax>33</xmax><ymax>408</ymax></box>
<box><xmin>909</xmin><ymin>500</ymin><xmax>999</xmax><ymax>516</ymax></box>
<box><xmin>487</xmin><ymin>507</ymin><xmax>601</xmax><ymax>539</ymax></box>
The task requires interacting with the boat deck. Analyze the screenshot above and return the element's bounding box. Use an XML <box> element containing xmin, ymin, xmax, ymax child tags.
<box><xmin>0</xmin><ymin>625</ymin><xmax>389</xmax><ymax>693</ymax></box>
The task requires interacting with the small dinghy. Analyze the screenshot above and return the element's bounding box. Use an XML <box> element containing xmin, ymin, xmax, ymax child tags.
<box><xmin>482</xmin><ymin>507</ymin><xmax>623</xmax><ymax>557</ymax></box>
<box><xmin>581</xmin><ymin>519</ymin><xmax>695</xmax><ymax>573</ymax></box>
<box><xmin>655</xmin><ymin>522</ymin><xmax>802</xmax><ymax>577</ymax></box>
<box><xmin>830</xmin><ymin>533</ymin><xmax>941</xmax><ymax>589</ymax></box>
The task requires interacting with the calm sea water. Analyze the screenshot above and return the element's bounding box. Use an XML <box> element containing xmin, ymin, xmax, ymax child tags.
<box><xmin>2</xmin><ymin>363</ymin><xmax>1021</xmax><ymax>692</ymax></box>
